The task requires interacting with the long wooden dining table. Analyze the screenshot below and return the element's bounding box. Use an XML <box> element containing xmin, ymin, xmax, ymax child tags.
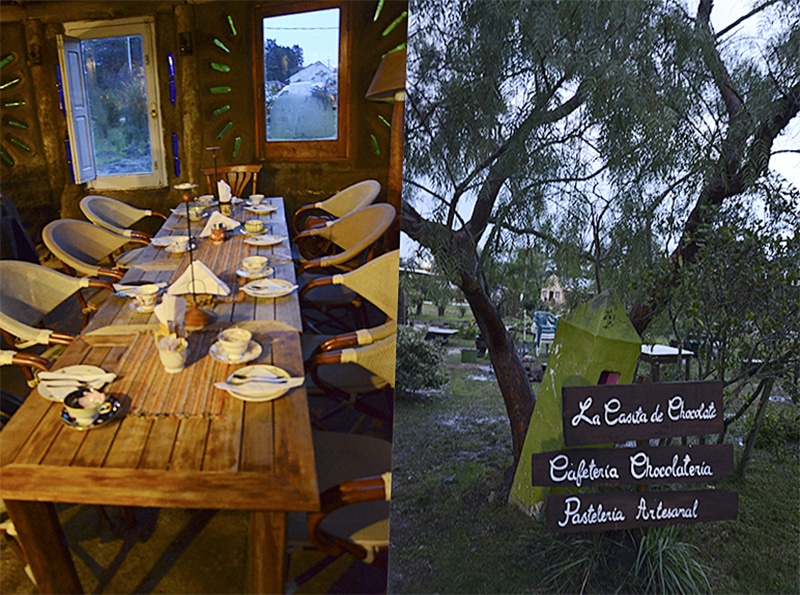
<box><xmin>0</xmin><ymin>196</ymin><xmax>318</xmax><ymax>594</ymax></box>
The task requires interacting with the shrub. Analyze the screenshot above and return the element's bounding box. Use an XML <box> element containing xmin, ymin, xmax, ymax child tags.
<box><xmin>395</xmin><ymin>325</ymin><xmax>448</xmax><ymax>397</ymax></box>
<box><xmin>754</xmin><ymin>401</ymin><xmax>800</xmax><ymax>458</ymax></box>
<box><xmin>460</xmin><ymin>323</ymin><xmax>479</xmax><ymax>341</ymax></box>
<box><xmin>628</xmin><ymin>525</ymin><xmax>711</xmax><ymax>594</ymax></box>
<box><xmin>532</xmin><ymin>525</ymin><xmax>710</xmax><ymax>594</ymax></box>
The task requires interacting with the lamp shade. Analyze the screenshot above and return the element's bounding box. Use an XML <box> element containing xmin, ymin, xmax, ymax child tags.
<box><xmin>366</xmin><ymin>48</ymin><xmax>406</xmax><ymax>101</ymax></box>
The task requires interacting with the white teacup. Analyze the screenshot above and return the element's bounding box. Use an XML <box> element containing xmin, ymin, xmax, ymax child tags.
<box><xmin>242</xmin><ymin>255</ymin><xmax>268</xmax><ymax>276</ymax></box>
<box><xmin>188</xmin><ymin>204</ymin><xmax>205</xmax><ymax>221</ymax></box>
<box><xmin>170</xmin><ymin>237</ymin><xmax>190</xmax><ymax>252</ymax></box>
<box><xmin>64</xmin><ymin>388</ymin><xmax>111</xmax><ymax>427</ymax></box>
<box><xmin>244</xmin><ymin>219</ymin><xmax>264</xmax><ymax>234</ymax></box>
<box><xmin>134</xmin><ymin>284</ymin><xmax>160</xmax><ymax>312</ymax></box>
<box><xmin>249</xmin><ymin>194</ymin><xmax>265</xmax><ymax>206</ymax></box>
<box><xmin>157</xmin><ymin>336</ymin><xmax>189</xmax><ymax>374</ymax></box>
<box><xmin>217</xmin><ymin>328</ymin><xmax>252</xmax><ymax>361</ymax></box>
<box><xmin>197</xmin><ymin>194</ymin><xmax>215</xmax><ymax>207</ymax></box>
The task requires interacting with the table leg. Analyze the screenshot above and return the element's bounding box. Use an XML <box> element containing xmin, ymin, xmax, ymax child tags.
<box><xmin>3</xmin><ymin>499</ymin><xmax>82</xmax><ymax>594</ymax></box>
<box><xmin>248</xmin><ymin>510</ymin><xmax>286</xmax><ymax>594</ymax></box>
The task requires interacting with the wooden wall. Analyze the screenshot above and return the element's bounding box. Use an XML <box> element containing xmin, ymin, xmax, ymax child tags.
<box><xmin>0</xmin><ymin>0</ymin><xmax>405</xmax><ymax>246</ymax></box>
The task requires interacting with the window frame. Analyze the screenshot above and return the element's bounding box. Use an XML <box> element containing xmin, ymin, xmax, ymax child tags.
<box><xmin>59</xmin><ymin>17</ymin><xmax>167</xmax><ymax>190</ymax></box>
<box><xmin>253</xmin><ymin>1</ymin><xmax>352</xmax><ymax>162</ymax></box>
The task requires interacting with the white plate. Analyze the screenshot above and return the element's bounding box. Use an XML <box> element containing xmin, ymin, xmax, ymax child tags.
<box><xmin>244</xmin><ymin>204</ymin><xmax>278</xmax><ymax>214</ymax></box>
<box><xmin>165</xmin><ymin>241</ymin><xmax>197</xmax><ymax>254</ymax></box>
<box><xmin>61</xmin><ymin>396</ymin><xmax>123</xmax><ymax>431</ymax></box>
<box><xmin>221</xmin><ymin>365</ymin><xmax>294</xmax><ymax>401</ymax></box>
<box><xmin>242</xmin><ymin>278</ymin><xmax>297</xmax><ymax>299</ymax></box>
<box><xmin>151</xmin><ymin>235</ymin><xmax>191</xmax><ymax>247</ymax></box>
<box><xmin>38</xmin><ymin>365</ymin><xmax>107</xmax><ymax>401</ymax></box>
<box><xmin>236</xmin><ymin>267</ymin><xmax>274</xmax><ymax>279</ymax></box>
<box><xmin>209</xmin><ymin>340</ymin><xmax>262</xmax><ymax>364</ymax></box>
<box><xmin>244</xmin><ymin>234</ymin><xmax>285</xmax><ymax>247</ymax></box>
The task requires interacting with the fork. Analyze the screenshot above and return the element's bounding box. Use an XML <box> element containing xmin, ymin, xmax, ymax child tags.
<box><xmin>229</xmin><ymin>374</ymin><xmax>286</xmax><ymax>384</ymax></box>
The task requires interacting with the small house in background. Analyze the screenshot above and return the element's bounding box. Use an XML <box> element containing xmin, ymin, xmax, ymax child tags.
<box><xmin>540</xmin><ymin>274</ymin><xmax>565</xmax><ymax>310</ymax></box>
<box><xmin>289</xmin><ymin>61</ymin><xmax>334</xmax><ymax>84</ymax></box>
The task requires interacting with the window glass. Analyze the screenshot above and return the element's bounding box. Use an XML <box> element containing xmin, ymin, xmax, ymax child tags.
<box><xmin>263</xmin><ymin>8</ymin><xmax>339</xmax><ymax>142</ymax></box>
<box><xmin>83</xmin><ymin>35</ymin><xmax>152</xmax><ymax>176</ymax></box>
<box><xmin>59</xmin><ymin>18</ymin><xmax>166</xmax><ymax>189</ymax></box>
<box><xmin>255</xmin><ymin>2</ymin><xmax>351</xmax><ymax>161</ymax></box>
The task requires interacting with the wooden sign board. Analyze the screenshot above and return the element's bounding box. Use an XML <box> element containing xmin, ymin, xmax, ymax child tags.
<box><xmin>547</xmin><ymin>490</ymin><xmax>738</xmax><ymax>533</ymax></box>
<box><xmin>562</xmin><ymin>380</ymin><xmax>723</xmax><ymax>446</ymax></box>
<box><xmin>532</xmin><ymin>444</ymin><xmax>733</xmax><ymax>488</ymax></box>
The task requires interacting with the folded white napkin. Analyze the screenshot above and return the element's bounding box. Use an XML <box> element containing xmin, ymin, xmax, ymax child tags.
<box><xmin>154</xmin><ymin>295</ymin><xmax>186</xmax><ymax>328</ymax></box>
<box><xmin>112</xmin><ymin>282</ymin><xmax>167</xmax><ymax>297</ymax></box>
<box><xmin>167</xmin><ymin>260</ymin><xmax>231</xmax><ymax>296</ymax></box>
<box><xmin>214</xmin><ymin>376</ymin><xmax>304</xmax><ymax>396</ymax></box>
<box><xmin>199</xmin><ymin>211</ymin><xmax>241</xmax><ymax>237</ymax></box>
<box><xmin>39</xmin><ymin>371</ymin><xmax>117</xmax><ymax>383</ymax></box>
<box><xmin>217</xmin><ymin>180</ymin><xmax>232</xmax><ymax>203</ymax></box>
<box><xmin>38</xmin><ymin>371</ymin><xmax>117</xmax><ymax>401</ymax></box>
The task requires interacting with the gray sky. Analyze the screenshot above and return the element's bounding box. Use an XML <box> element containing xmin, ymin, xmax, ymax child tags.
<box><xmin>263</xmin><ymin>7</ymin><xmax>339</xmax><ymax>69</ymax></box>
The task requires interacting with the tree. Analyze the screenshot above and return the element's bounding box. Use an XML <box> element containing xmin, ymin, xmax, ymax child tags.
<box><xmin>402</xmin><ymin>0</ymin><xmax>800</xmax><ymax>462</ymax></box>
<box><xmin>264</xmin><ymin>40</ymin><xmax>304</xmax><ymax>83</ymax></box>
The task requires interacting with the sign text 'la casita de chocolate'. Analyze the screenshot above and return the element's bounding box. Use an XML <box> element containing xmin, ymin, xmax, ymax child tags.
<box><xmin>562</xmin><ymin>380</ymin><xmax>724</xmax><ymax>446</ymax></box>
<box><xmin>533</xmin><ymin>380</ymin><xmax>738</xmax><ymax>532</ymax></box>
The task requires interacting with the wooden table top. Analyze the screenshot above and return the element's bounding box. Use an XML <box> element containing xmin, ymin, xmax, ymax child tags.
<box><xmin>1</xmin><ymin>197</ymin><xmax>318</xmax><ymax>514</ymax></box>
<box><xmin>85</xmin><ymin>196</ymin><xmax>301</xmax><ymax>333</ymax></box>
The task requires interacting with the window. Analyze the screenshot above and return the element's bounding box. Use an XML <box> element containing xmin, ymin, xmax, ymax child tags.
<box><xmin>254</xmin><ymin>1</ymin><xmax>351</xmax><ymax>161</ymax></box>
<box><xmin>58</xmin><ymin>17</ymin><xmax>166</xmax><ymax>189</ymax></box>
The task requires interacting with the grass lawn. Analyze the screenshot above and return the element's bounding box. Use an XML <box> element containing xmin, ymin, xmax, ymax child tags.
<box><xmin>388</xmin><ymin>345</ymin><xmax>800</xmax><ymax>594</ymax></box>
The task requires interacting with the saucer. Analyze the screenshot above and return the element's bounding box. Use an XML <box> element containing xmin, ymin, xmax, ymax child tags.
<box><xmin>209</xmin><ymin>340</ymin><xmax>262</xmax><ymax>364</ymax></box>
<box><xmin>238</xmin><ymin>227</ymin><xmax>268</xmax><ymax>237</ymax></box>
<box><xmin>61</xmin><ymin>396</ymin><xmax>123</xmax><ymax>431</ymax></box>
<box><xmin>129</xmin><ymin>301</ymin><xmax>157</xmax><ymax>313</ymax></box>
<box><xmin>243</xmin><ymin>234</ymin><xmax>285</xmax><ymax>247</ymax></box>
<box><xmin>244</xmin><ymin>204</ymin><xmax>278</xmax><ymax>214</ymax></box>
<box><xmin>236</xmin><ymin>266</ymin><xmax>274</xmax><ymax>280</ymax></box>
<box><xmin>165</xmin><ymin>241</ymin><xmax>197</xmax><ymax>254</ymax></box>
<box><xmin>151</xmin><ymin>235</ymin><xmax>192</xmax><ymax>247</ymax></box>
<box><xmin>242</xmin><ymin>278</ymin><xmax>297</xmax><ymax>299</ymax></box>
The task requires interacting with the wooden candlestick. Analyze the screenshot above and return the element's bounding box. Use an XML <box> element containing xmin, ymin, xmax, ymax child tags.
<box><xmin>180</xmin><ymin>190</ymin><xmax>215</xmax><ymax>329</ymax></box>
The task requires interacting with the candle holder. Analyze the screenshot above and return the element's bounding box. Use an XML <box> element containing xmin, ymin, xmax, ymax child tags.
<box><xmin>205</xmin><ymin>145</ymin><xmax>222</xmax><ymax>213</ymax></box>
<box><xmin>174</xmin><ymin>183</ymin><xmax>215</xmax><ymax>330</ymax></box>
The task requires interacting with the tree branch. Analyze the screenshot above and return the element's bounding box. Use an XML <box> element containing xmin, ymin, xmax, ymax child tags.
<box><xmin>465</xmin><ymin>82</ymin><xmax>586</xmax><ymax>241</ymax></box>
<box><xmin>715</xmin><ymin>0</ymin><xmax>782</xmax><ymax>39</ymax></box>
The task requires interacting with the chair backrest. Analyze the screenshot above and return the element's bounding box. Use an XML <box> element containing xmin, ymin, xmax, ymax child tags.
<box><xmin>80</xmin><ymin>195</ymin><xmax>152</xmax><ymax>237</ymax></box>
<box><xmin>0</xmin><ymin>260</ymin><xmax>90</xmax><ymax>345</ymax></box>
<box><xmin>307</xmin><ymin>432</ymin><xmax>391</xmax><ymax>561</ymax></box>
<box><xmin>301</xmin><ymin>204</ymin><xmax>395</xmax><ymax>272</ymax></box>
<box><xmin>43</xmin><ymin>219</ymin><xmax>130</xmax><ymax>277</ymax></box>
<box><xmin>333</xmin><ymin>249</ymin><xmax>399</xmax><ymax>319</ymax></box>
<box><xmin>533</xmin><ymin>310</ymin><xmax>557</xmax><ymax>331</ymax></box>
<box><xmin>341</xmin><ymin>334</ymin><xmax>397</xmax><ymax>388</ymax></box>
<box><xmin>319</xmin><ymin>180</ymin><xmax>381</xmax><ymax>219</ymax></box>
<box><xmin>201</xmin><ymin>164</ymin><xmax>262</xmax><ymax>198</ymax></box>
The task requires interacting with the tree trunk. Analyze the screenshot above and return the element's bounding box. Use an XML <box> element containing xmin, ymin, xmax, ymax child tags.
<box><xmin>459</xmin><ymin>260</ymin><xmax>535</xmax><ymax>462</ymax></box>
<box><xmin>736</xmin><ymin>377</ymin><xmax>774</xmax><ymax>477</ymax></box>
